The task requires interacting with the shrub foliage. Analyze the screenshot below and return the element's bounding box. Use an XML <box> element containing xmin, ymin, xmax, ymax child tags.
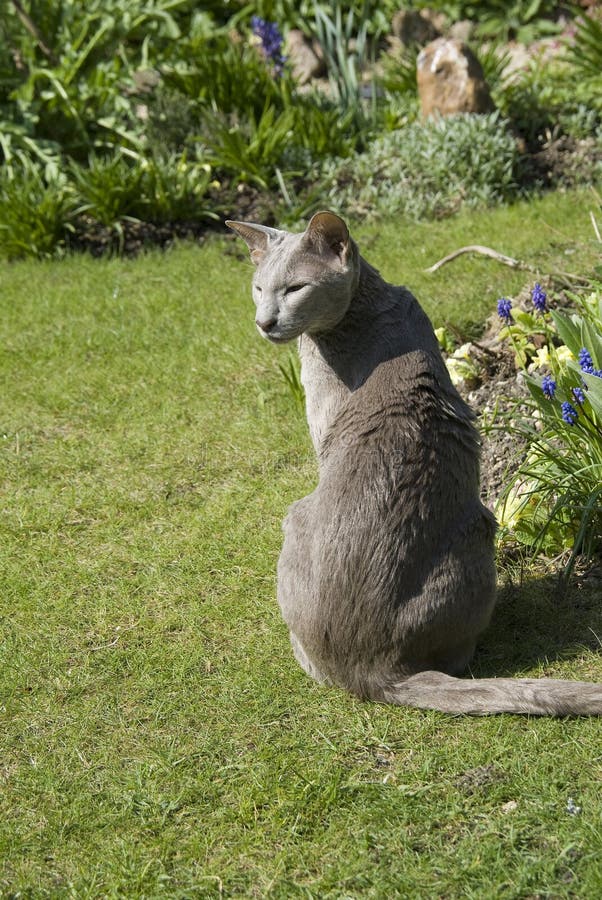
<box><xmin>0</xmin><ymin>0</ymin><xmax>601</xmax><ymax>258</ymax></box>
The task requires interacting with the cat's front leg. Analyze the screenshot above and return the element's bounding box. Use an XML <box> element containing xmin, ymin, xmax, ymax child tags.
<box><xmin>281</xmin><ymin>489</ymin><xmax>315</xmax><ymax>532</ymax></box>
<box><xmin>289</xmin><ymin>632</ymin><xmax>331</xmax><ymax>685</ymax></box>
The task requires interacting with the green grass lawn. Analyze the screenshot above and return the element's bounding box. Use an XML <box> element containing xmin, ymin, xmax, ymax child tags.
<box><xmin>2</xmin><ymin>188</ymin><xmax>602</xmax><ymax>897</ymax></box>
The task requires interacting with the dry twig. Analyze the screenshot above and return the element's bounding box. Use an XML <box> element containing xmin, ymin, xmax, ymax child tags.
<box><xmin>425</xmin><ymin>243</ymin><xmax>593</xmax><ymax>289</ymax></box>
<box><xmin>425</xmin><ymin>245</ymin><xmax>525</xmax><ymax>274</ymax></box>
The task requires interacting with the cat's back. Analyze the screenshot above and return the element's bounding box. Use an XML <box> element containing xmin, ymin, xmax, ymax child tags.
<box><xmin>281</xmin><ymin>343</ymin><xmax>493</xmax><ymax>676</ymax></box>
<box><xmin>321</xmin><ymin>345</ymin><xmax>476</xmax><ymax>465</ymax></box>
<box><xmin>314</xmin><ymin>344</ymin><xmax>484</xmax><ymax>548</ymax></box>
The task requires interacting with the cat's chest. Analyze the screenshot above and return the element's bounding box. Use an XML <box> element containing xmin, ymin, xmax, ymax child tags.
<box><xmin>299</xmin><ymin>340</ymin><xmax>350</xmax><ymax>454</ymax></box>
<box><xmin>304</xmin><ymin>388</ymin><xmax>344</xmax><ymax>452</ymax></box>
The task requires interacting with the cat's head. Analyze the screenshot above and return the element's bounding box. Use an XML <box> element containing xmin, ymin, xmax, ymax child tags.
<box><xmin>226</xmin><ymin>211</ymin><xmax>358</xmax><ymax>343</ymax></box>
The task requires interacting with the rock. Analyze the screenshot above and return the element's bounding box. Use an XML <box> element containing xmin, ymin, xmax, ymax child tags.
<box><xmin>133</xmin><ymin>68</ymin><xmax>160</xmax><ymax>93</ymax></box>
<box><xmin>286</xmin><ymin>29</ymin><xmax>326</xmax><ymax>84</ymax></box>
<box><xmin>391</xmin><ymin>9</ymin><xmax>440</xmax><ymax>47</ymax></box>
<box><xmin>501</xmin><ymin>41</ymin><xmax>532</xmax><ymax>78</ymax></box>
<box><xmin>417</xmin><ymin>38</ymin><xmax>495</xmax><ymax>118</ymax></box>
<box><xmin>419</xmin><ymin>8</ymin><xmax>448</xmax><ymax>34</ymax></box>
<box><xmin>448</xmin><ymin>19</ymin><xmax>474</xmax><ymax>43</ymax></box>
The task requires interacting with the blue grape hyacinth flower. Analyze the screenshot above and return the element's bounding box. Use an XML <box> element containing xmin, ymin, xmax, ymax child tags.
<box><xmin>561</xmin><ymin>401</ymin><xmax>579</xmax><ymax>425</ymax></box>
<box><xmin>541</xmin><ymin>374</ymin><xmax>556</xmax><ymax>399</ymax></box>
<box><xmin>578</xmin><ymin>346</ymin><xmax>602</xmax><ymax>378</ymax></box>
<box><xmin>572</xmin><ymin>386</ymin><xmax>586</xmax><ymax>405</ymax></box>
<box><xmin>251</xmin><ymin>16</ymin><xmax>286</xmax><ymax>75</ymax></box>
<box><xmin>579</xmin><ymin>347</ymin><xmax>595</xmax><ymax>373</ymax></box>
<box><xmin>497</xmin><ymin>297</ymin><xmax>512</xmax><ymax>322</ymax></box>
<box><xmin>531</xmin><ymin>282</ymin><xmax>547</xmax><ymax>313</ymax></box>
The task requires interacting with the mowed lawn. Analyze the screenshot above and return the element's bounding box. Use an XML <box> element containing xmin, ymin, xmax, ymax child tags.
<box><xmin>1</xmin><ymin>191</ymin><xmax>602</xmax><ymax>897</ymax></box>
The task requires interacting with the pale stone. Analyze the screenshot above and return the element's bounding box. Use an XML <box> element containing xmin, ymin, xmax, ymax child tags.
<box><xmin>448</xmin><ymin>20</ymin><xmax>474</xmax><ymax>43</ymax></box>
<box><xmin>286</xmin><ymin>29</ymin><xmax>326</xmax><ymax>85</ymax></box>
<box><xmin>417</xmin><ymin>38</ymin><xmax>495</xmax><ymax>118</ymax></box>
<box><xmin>419</xmin><ymin>8</ymin><xmax>449</xmax><ymax>34</ymax></box>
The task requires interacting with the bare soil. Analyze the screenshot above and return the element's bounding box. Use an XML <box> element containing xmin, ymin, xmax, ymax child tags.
<box><xmin>463</xmin><ymin>346</ymin><xmax>527</xmax><ymax>511</ymax></box>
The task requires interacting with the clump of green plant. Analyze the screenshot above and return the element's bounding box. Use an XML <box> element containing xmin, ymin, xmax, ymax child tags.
<box><xmin>202</xmin><ymin>105</ymin><xmax>297</xmax><ymax>191</ymax></box>
<box><xmin>322</xmin><ymin>112</ymin><xmax>521</xmax><ymax>221</ymax></box>
<box><xmin>414</xmin><ymin>0</ymin><xmax>566</xmax><ymax>43</ymax></box>
<box><xmin>565</xmin><ymin>11</ymin><xmax>602</xmax><ymax>80</ymax></box>
<box><xmin>494</xmin><ymin>284</ymin><xmax>602</xmax><ymax>569</ymax></box>
<box><xmin>72</xmin><ymin>151</ymin><xmax>219</xmax><ymax>225</ymax></box>
<box><xmin>498</xmin><ymin>53</ymin><xmax>602</xmax><ymax>150</ymax></box>
<box><xmin>139</xmin><ymin>153</ymin><xmax>219</xmax><ymax>223</ymax></box>
<box><xmin>312</xmin><ymin>3</ymin><xmax>372</xmax><ymax>135</ymax></box>
<box><xmin>0</xmin><ymin>163</ymin><xmax>77</xmax><ymax>259</ymax></box>
<box><xmin>70</xmin><ymin>154</ymin><xmax>145</xmax><ymax>228</ymax></box>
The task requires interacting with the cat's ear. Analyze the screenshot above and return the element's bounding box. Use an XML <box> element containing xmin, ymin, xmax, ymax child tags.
<box><xmin>225</xmin><ymin>220</ymin><xmax>282</xmax><ymax>265</ymax></box>
<box><xmin>304</xmin><ymin>211</ymin><xmax>350</xmax><ymax>262</ymax></box>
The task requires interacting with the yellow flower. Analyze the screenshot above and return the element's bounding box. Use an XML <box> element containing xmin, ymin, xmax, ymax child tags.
<box><xmin>556</xmin><ymin>344</ymin><xmax>574</xmax><ymax>363</ymax></box>
<box><xmin>496</xmin><ymin>480</ymin><xmax>535</xmax><ymax>530</ymax></box>
<box><xmin>445</xmin><ymin>352</ymin><xmax>478</xmax><ymax>387</ymax></box>
<box><xmin>450</xmin><ymin>342</ymin><xmax>470</xmax><ymax>360</ymax></box>
<box><xmin>528</xmin><ymin>346</ymin><xmax>550</xmax><ymax>372</ymax></box>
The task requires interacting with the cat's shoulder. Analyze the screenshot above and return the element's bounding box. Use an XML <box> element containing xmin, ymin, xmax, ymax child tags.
<box><xmin>371</xmin><ymin>348</ymin><xmax>443</xmax><ymax>391</ymax></box>
<box><xmin>361</xmin><ymin>348</ymin><xmax>475</xmax><ymax>425</ymax></box>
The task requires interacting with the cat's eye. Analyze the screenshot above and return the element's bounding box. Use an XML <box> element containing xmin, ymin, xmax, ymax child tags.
<box><xmin>285</xmin><ymin>284</ymin><xmax>308</xmax><ymax>295</ymax></box>
<box><xmin>254</xmin><ymin>284</ymin><xmax>262</xmax><ymax>294</ymax></box>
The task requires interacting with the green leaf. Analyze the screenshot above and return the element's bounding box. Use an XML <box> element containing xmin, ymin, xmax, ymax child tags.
<box><xmin>582</xmin><ymin>372</ymin><xmax>602</xmax><ymax>419</ymax></box>
<box><xmin>511</xmin><ymin>309</ymin><xmax>537</xmax><ymax>329</ymax></box>
<box><xmin>64</xmin><ymin>20</ymin><xmax>114</xmax><ymax>86</ymax></box>
<box><xmin>551</xmin><ymin>310</ymin><xmax>582</xmax><ymax>355</ymax></box>
<box><xmin>524</xmin><ymin>374</ymin><xmax>549</xmax><ymax>410</ymax></box>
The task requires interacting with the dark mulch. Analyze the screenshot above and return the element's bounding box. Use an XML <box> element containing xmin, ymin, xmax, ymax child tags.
<box><xmin>466</xmin><ymin>348</ymin><xmax>528</xmax><ymax>512</ymax></box>
<box><xmin>530</xmin><ymin>135</ymin><xmax>602</xmax><ymax>190</ymax></box>
<box><xmin>68</xmin><ymin>215</ymin><xmax>212</xmax><ymax>258</ymax></box>
<box><xmin>67</xmin><ymin>183</ymin><xmax>273</xmax><ymax>258</ymax></box>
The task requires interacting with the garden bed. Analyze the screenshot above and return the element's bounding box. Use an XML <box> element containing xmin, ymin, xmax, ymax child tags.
<box><xmin>2</xmin><ymin>2</ymin><xmax>602</xmax><ymax>259</ymax></box>
<box><xmin>445</xmin><ymin>275</ymin><xmax>602</xmax><ymax>565</ymax></box>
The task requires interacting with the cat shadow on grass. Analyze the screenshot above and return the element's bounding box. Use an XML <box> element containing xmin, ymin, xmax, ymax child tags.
<box><xmin>470</xmin><ymin>574</ymin><xmax>602</xmax><ymax>679</ymax></box>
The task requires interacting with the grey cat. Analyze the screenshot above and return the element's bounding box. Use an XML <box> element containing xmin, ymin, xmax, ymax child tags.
<box><xmin>226</xmin><ymin>211</ymin><xmax>602</xmax><ymax>715</ymax></box>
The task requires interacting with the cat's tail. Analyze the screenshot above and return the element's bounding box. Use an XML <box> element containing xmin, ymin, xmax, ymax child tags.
<box><xmin>382</xmin><ymin>671</ymin><xmax>602</xmax><ymax>716</ymax></box>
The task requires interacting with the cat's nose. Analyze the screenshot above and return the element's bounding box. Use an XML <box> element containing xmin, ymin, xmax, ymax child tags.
<box><xmin>256</xmin><ymin>317</ymin><xmax>277</xmax><ymax>333</ymax></box>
